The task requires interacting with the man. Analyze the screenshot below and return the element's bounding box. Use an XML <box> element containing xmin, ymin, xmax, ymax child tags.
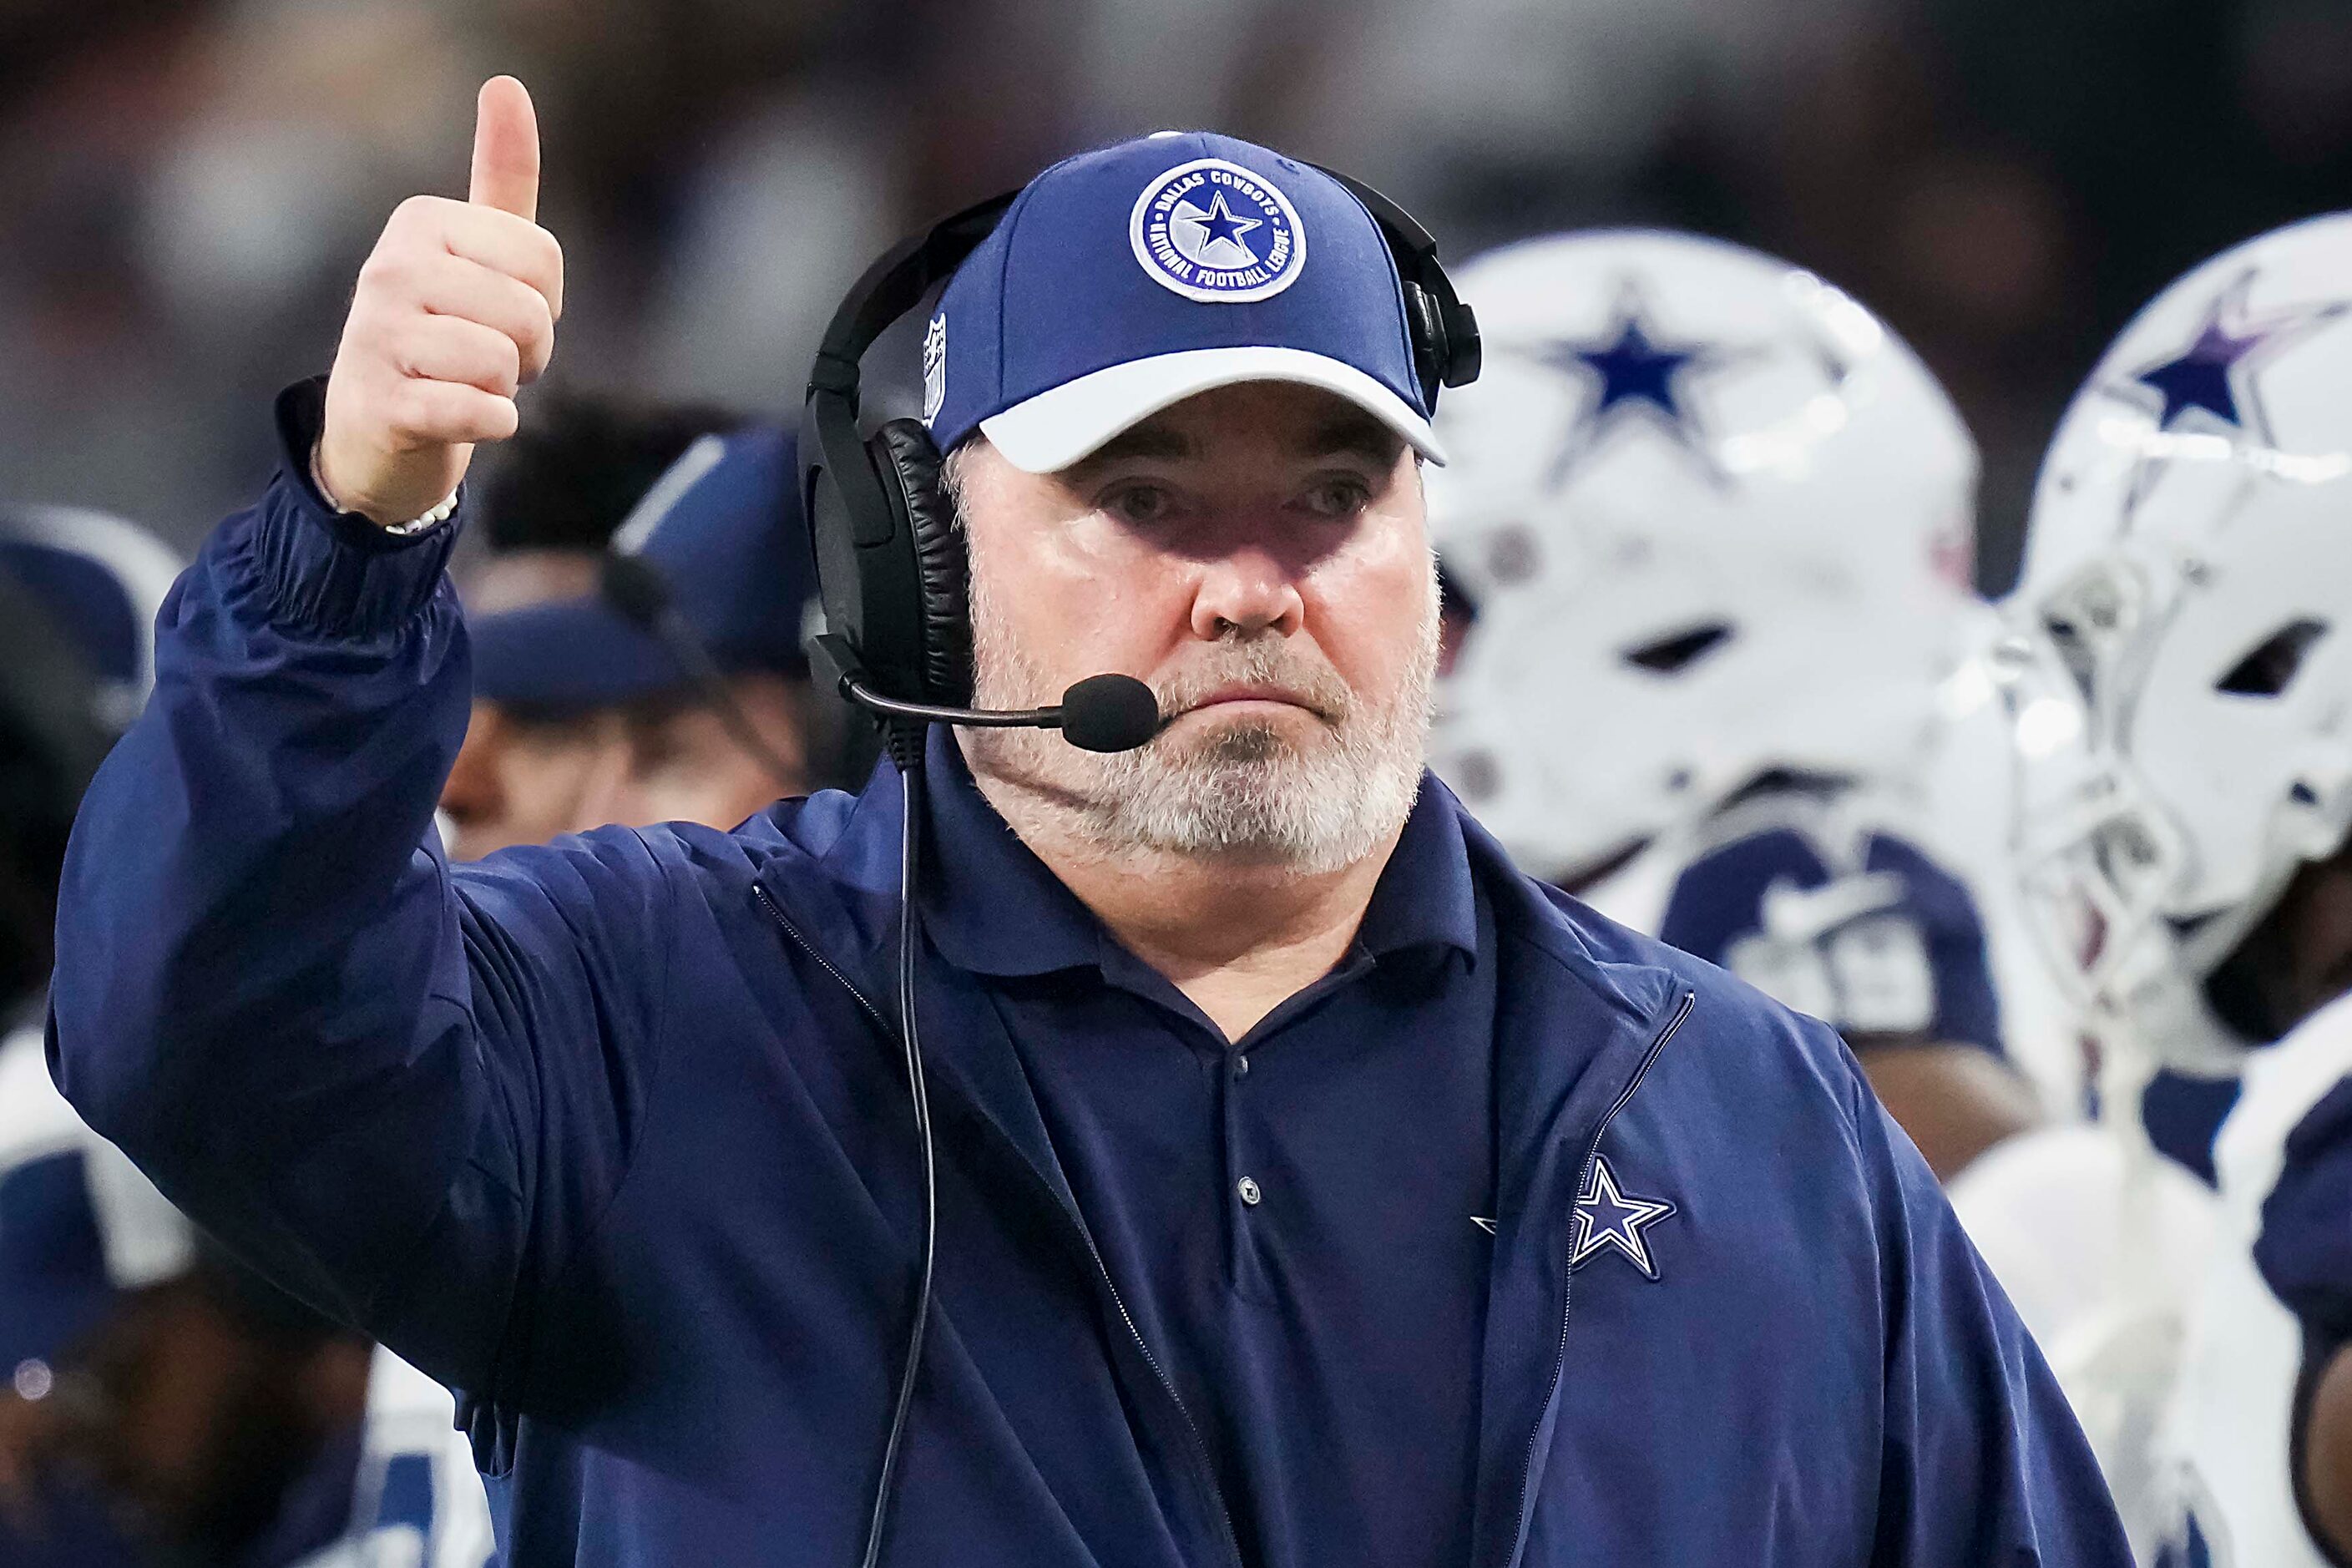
<box><xmin>1425</xmin><ymin>230</ymin><xmax>2054</xmax><ymax>1179</ymax></box>
<box><xmin>455</xmin><ymin>422</ymin><xmax>832</xmax><ymax>843</ymax></box>
<box><xmin>440</xmin><ymin>396</ymin><xmax>736</xmax><ymax>860</ymax></box>
<box><xmin>1996</xmin><ymin>210</ymin><xmax>2352</xmax><ymax>1566</ymax></box>
<box><xmin>0</xmin><ymin>506</ymin><xmax>494</xmax><ymax>1567</ymax></box>
<box><xmin>48</xmin><ymin>78</ymin><xmax>2126</xmax><ymax>1565</ymax></box>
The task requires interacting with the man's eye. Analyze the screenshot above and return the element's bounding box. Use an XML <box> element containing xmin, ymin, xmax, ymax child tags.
<box><xmin>1302</xmin><ymin>479</ymin><xmax>1371</xmax><ymax>518</ymax></box>
<box><xmin>1104</xmin><ymin>484</ymin><xmax>1173</xmax><ymax>525</ymax></box>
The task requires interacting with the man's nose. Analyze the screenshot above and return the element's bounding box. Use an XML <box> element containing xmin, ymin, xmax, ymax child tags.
<box><xmin>1190</xmin><ymin>547</ymin><xmax>1306</xmax><ymax>641</ymax></box>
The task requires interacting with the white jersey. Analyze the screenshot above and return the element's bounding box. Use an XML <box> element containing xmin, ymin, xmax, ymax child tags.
<box><xmin>0</xmin><ymin>1026</ymin><xmax>497</xmax><ymax>1568</ymax></box>
<box><xmin>292</xmin><ymin>1348</ymin><xmax>499</xmax><ymax>1568</ymax></box>
<box><xmin>2152</xmin><ymin>992</ymin><xmax>2352</xmax><ymax>1567</ymax></box>
<box><xmin>1947</xmin><ymin>1120</ymin><xmax>2218</xmax><ymax>1562</ymax></box>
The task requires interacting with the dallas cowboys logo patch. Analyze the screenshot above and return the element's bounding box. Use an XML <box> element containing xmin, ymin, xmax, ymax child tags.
<box><xmin>1130</xmin><ymin>159</ymin><xmax>1305</xmax><ymax>303</ymax></box>
<box><xmin>1570</xmin><ymin>1155</ymin><xmax>1677</xmax><ymax>1281</ymax></box>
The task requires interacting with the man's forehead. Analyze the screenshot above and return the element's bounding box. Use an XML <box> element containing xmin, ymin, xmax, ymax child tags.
<box><xmin>1067</xmin><ymin>384</ymin><xmax>1406</xmax><ymax>473</ymax></box>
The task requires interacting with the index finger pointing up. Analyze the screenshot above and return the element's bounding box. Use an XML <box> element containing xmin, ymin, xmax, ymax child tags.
<box><xmin>468</xmin><ymin>76</ymin><xmax>540</xmax><ymax>222</ymax></box>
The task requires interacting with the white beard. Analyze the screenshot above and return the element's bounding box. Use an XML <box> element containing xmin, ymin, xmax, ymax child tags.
<box><xmin>964</xmin><ymin>560</ymin><xmax>1440</xmax><ymax>875</ymax></box>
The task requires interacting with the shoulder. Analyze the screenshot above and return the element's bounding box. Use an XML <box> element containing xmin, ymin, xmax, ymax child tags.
<box><xmin>2223</xmin><ymin>996</ymin><xmax>2352</xmax><ymax>1330</ymax></box>
<box><xmin>448</xmin><ymin>767</ymin><xmax>903</xmax><ymax>938</ymax></box>
<box><xmin>2222</xmin><ymin>993</ymin><xmax>2352</xmax><ymax>1203</ymax></box>
<box><xmin>1469</xmin><ymin>806</ymin><xmax>1877</xmax><ymax>1120</ymax></box>
<box><xmin>1677</xmin><ymin>782</ymin><xmax>1983</xmax><ymax>921</ymax></box>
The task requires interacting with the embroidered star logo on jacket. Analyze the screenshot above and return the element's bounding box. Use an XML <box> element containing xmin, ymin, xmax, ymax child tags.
<box><xmin>1569</xmin><ymin>1155</ymin><xmax>1677</xmax><ymax>1280</ymax></box>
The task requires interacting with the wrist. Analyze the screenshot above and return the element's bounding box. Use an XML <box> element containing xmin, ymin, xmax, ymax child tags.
<box><xmin>311</xmin><ymin>439</ymin><xmax>458</xmax><ymax>535</ymax></box>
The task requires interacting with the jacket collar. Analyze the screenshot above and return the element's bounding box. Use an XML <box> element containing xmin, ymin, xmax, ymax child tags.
<box><xmin>743</xmin><ymin>741</ymin><xmax>1688</xmax><ymax>1094</ymax></box>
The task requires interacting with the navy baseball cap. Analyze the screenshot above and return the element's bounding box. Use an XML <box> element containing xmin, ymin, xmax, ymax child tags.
<box><xmin>922</xmin><ymin>130</ymin><xmax>1446</xmax><ymax>473</ymax></box>
<box><xmin>469</xmin><ymin>427</ymin><xmax>817</xmax><ymax>708</ymax></box>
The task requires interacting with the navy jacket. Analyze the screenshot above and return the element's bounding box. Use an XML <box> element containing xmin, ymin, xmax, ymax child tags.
<box><xmin>48</xmin><ymin>448</ymin><xmax>2128</xmax><ymax>1566</ymax></box>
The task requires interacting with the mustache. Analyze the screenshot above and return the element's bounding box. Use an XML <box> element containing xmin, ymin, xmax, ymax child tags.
<box><xmin>1150</xmin><ymin>639</ymin><xmax>1353</xmax><ymax>725</ymax></box>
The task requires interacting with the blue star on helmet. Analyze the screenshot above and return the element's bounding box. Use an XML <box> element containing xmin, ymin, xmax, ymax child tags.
<box><xmin>1177</xmin><ymin>191</ymin><xmax>1262</xmax><ymax>266</ymax></box>
<box><xmin>1573</xmin><ymin>317</ymin><xmax>1696</xmax><ymax>418</ymax></box>
<box><xmin>2106</xmin><ymin>269</ymin><xmax>2350</xmax><ymax>510</ymax></box>
<box><xmin>1526</xmin><ymin>283</ymin><xmax>1752</xmax><ymax>488</ymax></box>
<box><xmin>1569</xmin><ymin>1155</ymin><xmax>1677</xmax><ymax>1280</ymax></box>
<box><xmin>2136</xmin><ymin>321</ymin><xmax>2262</xmax><ymax>427</ymax></box>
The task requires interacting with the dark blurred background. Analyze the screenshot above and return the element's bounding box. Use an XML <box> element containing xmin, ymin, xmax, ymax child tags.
<box><xmin>4</xmin><ymin>0</ymin><xmax>2350</xmax><ymax>589</ymax></box>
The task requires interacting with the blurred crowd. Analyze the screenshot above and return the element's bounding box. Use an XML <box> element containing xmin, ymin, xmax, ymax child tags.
<box><xmin>9</xmin><ymin>0</ymin><xmax>2352</xmax><ymax>584</ymax></box>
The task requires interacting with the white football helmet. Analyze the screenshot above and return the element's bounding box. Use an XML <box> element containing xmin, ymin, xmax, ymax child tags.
<box><xmin>2008</xmin><ymin>212</ymin><xmax>2352</xmax><ymax>1074</ymax></box>
<box><xmin>1427</xmin><ymin>230</ymin><xmax>1981</xmax><ymax>885</ymax></box>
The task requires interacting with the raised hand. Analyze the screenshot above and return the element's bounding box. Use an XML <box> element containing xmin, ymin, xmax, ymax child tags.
<box><xmin>316</xmin><ymin>76</ymin><xmax>563</xmax><ymax>527</ymax></box>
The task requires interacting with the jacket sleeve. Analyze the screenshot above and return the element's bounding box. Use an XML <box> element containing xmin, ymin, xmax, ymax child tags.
<box><xmin>1857</xmin><ymin>1083</ymin><xmax>2133</xmax><ymax>1565</ymax></box>
<box><xmin>47</xmin><ymin>384</ymin><xmax>674</xmax><ymax>1395</ymax></box>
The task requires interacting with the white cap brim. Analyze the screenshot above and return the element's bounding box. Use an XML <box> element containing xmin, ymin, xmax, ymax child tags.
<box><xmin>976</xmin><ymin>346</ymin><xmax>1445</xmax><ymax>474</ymax></box>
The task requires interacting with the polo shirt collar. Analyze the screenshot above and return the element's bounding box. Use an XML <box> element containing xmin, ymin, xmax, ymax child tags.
<box><xmin>922</xmin><ymin>729</ymin><xmax>1479</xmax><ymax>979</ymax></box>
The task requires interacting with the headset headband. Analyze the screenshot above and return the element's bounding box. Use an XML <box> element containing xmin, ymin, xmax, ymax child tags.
<box><xmin>809</xmin><ymin>193</ymin><xmax>1019</xmax><ymax>412</ymax></box>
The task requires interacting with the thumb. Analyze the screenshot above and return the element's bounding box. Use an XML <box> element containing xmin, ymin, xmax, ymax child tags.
<box><xmin>468</xmin><ymin>75</ymin><xmax>540</xmax><ymax>221</ymax></box>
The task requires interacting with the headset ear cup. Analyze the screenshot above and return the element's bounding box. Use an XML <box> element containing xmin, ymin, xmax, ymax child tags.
<box><xmin>870</xmin><ymin>418</ymin><xmax>973</xmax><ymax>706</ymax></box>
<box><xmin>1402</xmin><ymin>281</ymin><xmax>1444</xmax><ymax>402</ymax></box>
<box><xmin>1441</xmin><ymin>296</ymin><xmax>1480</xmax><ymax>387</ymax></box>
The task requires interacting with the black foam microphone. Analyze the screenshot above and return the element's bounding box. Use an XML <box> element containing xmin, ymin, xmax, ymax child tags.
<box><xmin>806</xmin><ymin>633</ymin><xmax>1161</xmax><ymax>755</ymax></box>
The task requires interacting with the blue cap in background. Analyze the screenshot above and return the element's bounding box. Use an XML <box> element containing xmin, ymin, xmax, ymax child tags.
<box><xmin>0</xmin><ymin>507</ymin><xmax>184</xmax><ymax>732</ymax></box>
<box><xmin>0</xmin><ymin>1031</ymin><xmax>195</xmax><ymax>1378</ymax></box>
<box><xmin>923</xmin><ymin>129</ymin><xmax>1444</xmax><ymax>473</ymax></box>
<box><xmin>468</xmin><ymin>426</ymin><xmax>817</xmax><ymax>709</ymax></box>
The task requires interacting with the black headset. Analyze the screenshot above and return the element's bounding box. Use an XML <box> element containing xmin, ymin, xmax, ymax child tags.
<box><xmin>797</xmin><ymin>166</ymin><xmax>1481</xmax><ymax>718</ymax></box>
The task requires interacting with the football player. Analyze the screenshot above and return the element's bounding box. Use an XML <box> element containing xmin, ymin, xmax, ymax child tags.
<box><xmin>441</xmin><ymin>395</ymin><xmax>735</xmax><ymax>860</ymax></box>
<box><xmin>1428</xmin><ymin>230</ymin><xmax>2056</xmax><ymax>1179</ymax></box>
<box><xmin>2000</xmin><ymin>210</ymin><xmax>2352</xmax><ymax>1566</ymax></box>
<box><xmin>456</xmin><ymin>422</ymin><xmax>837</xmax><ymax>842</ymax></box>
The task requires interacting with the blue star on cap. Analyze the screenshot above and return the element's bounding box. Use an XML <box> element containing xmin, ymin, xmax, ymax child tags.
<box><xmin>1529</xmin><ymin>283</ymin><xmax>1748</xmax><ymax>488</ymax></box>
<box><xmin>2106</xmin><ymin>269</ymin><xmax>2349</xmax><ymax>510</ymax></box>
<box><xmin>1569</xmin><ymin>1155</ymin><xmax>1677</xmax><ymax>1280</ymax></box>
<box><xmin>1181</xmin><ymin>190</ymin><xmax>1262</xmax><ymax>260</ymax></box>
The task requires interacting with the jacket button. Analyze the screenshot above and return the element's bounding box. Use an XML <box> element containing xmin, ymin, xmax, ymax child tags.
<box><xmin>1237</xmin><ymin>1176</ymin><xmax>1262</xmax><ymax>1206</ymax></box>
<box><xmin>1233</xmin><ymin>1055</ymin><xmax>1251</xmax><ymax>1078</ymax></box>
